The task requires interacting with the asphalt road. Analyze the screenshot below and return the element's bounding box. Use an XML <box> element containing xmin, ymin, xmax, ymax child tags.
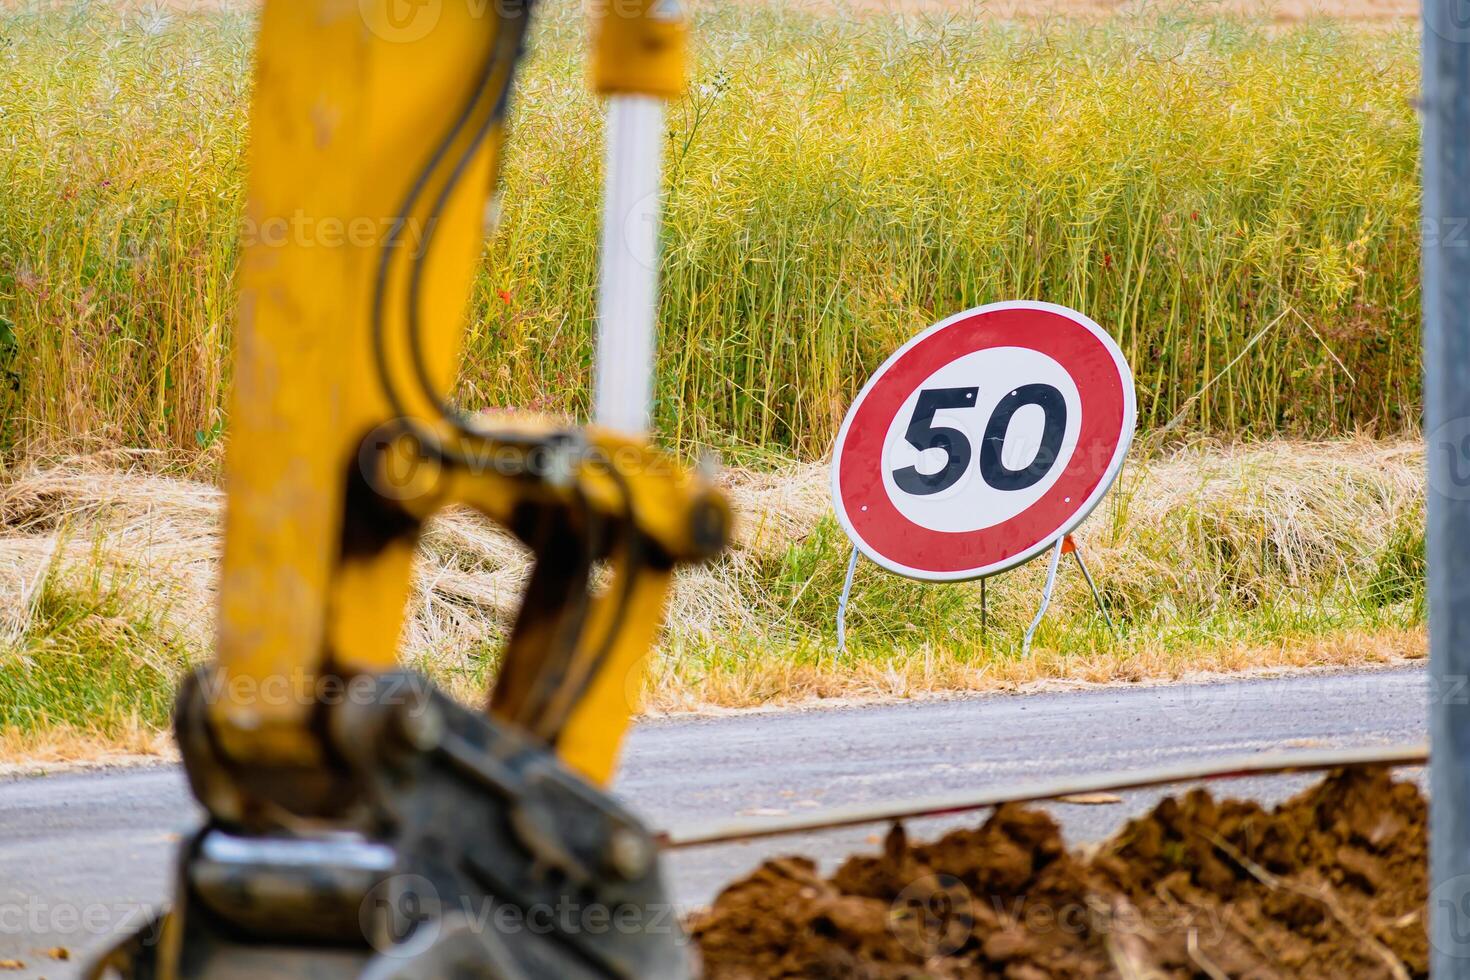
<box><xmin>0</xmin><ymin>667</ymin><xmax>1427</xmax><ymax>976</ymax></box>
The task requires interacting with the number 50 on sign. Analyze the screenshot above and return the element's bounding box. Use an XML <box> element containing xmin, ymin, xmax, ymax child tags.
<box><xmin>831</xmin><ymin>301</ymin><xmax>1136</xmax><ymax>581</ymax></box>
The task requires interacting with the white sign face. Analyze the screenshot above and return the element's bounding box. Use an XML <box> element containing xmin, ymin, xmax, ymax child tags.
<box><xmin>831</xmin><ymin>301</ymin><xmax>1136</xmax><ymax>581</ymax></box>
<box><xmin>881</xmin><ymin>347</ymin><xmax>1084</xmax><ymax>535</ymax></box>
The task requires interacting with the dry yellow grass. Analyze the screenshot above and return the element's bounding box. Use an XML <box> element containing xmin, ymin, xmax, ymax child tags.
<box><xmin>1</xmin><ymin>439</ymin><xmax>1423</xmax><ymax>672</ymax></box>
<box><xmin>0</xmin><ymin>437</ymin><xmax>1426</xmax><ymax>765</ymax></box>
<box><xmin>0</xmin><ymin>723</ymin><xmax>173</xmax><ymax>773</ymax></box>
<box><xmin>0</xmin><ymin>453</ymin><xmax>836</xmax><ymax>676</ymax></box>
<box><xmin>0</xmin><ymin>626</ymin><xmax>1423</xmax><ymax>766</ymax></box>
<box><xmin>645</xmin><ymin>627</ymin><xmax>1424</xmax><ymax>712</ymax></box>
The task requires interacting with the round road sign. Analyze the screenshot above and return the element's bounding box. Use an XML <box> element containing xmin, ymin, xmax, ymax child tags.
<box><xmin>831</xmin><ymin>301</ymin><xmax>1135</xmax><ymax>581</ymax></box>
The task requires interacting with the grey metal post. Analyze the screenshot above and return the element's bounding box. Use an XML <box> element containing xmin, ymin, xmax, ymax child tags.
<box><xmin>980</xmin><ymin>576</ymin><xmax>988</xmax><ymax>647</ymax></box>
<box><xmin>836</xmin><ymin>546</ymin><xmax>859</xmax><ymax>655</ymax></box>
<box><xmin>1071</xmin><ymin>545</ymin><xmax>1118</xmax><ymax>638</ymax></box>
<box><xmin>1424</xmin><ymin>2</ymin><xmax>1470</xmax><ymax>970</ymax></box>
<box><xmin>1022</xmin><ymin>537</ymin><xmax>1065</xmax><ymax>656</ymax></box>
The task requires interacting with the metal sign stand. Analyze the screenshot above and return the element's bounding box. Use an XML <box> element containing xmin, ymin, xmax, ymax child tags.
<box><xmin>836</xmin><ymin>532</ymin><xmax>1116</xmax><ymax>656</ymax></box>
<box><xmin>980</xmin><ymin>576</ymin><xmax>988</xmax><ymax>647</ymax></box>
<box><xmin>1021</xmin><ymin>534</ymin><xmax>1117</xmax><ymax>656</ymax></box>
<box><xmin>835</xmin><ymin>546</ymin><xmax>860</xmax><ymax>654</ymax></box>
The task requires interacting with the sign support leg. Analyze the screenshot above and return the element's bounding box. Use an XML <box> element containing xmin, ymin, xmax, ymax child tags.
<box><xmin>836</xmin><ymin>546</ymin><xmax>859</xmax><ymax>655</ymax></box>
<box><xmin>1022</xmin><ymin>537</ymin><xmax>1064</xmax><ymax>656</ymax></box>
<box><xmin>980</xmin><ymin>576</ymin><xmax>988</xmax><ymax>647</ymax></box>
<box><xmin>1071</xmin><ymin>543</ymin><xmax>1118</xmax><ymax>638</ymax></box>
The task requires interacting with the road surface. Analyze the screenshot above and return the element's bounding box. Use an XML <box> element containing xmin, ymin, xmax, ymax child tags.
<box><xmin>0</xmin><ymin>667</ymin><xmax>1426</xmax><ymax>976</ymax></box>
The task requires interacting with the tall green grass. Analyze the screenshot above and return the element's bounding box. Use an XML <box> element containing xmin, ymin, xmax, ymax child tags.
<box><xmin>0</xmin><ymin>4</ymin><xmax>1420</xmax><ymax>458</ymax></box>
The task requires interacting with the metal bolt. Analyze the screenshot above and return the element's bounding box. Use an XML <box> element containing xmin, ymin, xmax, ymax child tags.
<box><xmin>607</xmin><ymin>827</ymin><xmax>653</xmax><ymax>881</ymax></box>
<box><xmin>689</xmin><ymin>496</ymin><xmax>727</xmax><ymax>556</ymax></box>
<box><xmin>398</xmin><ymin>700</ymin><xmax>444</xmax><ymax>753</ymax></box>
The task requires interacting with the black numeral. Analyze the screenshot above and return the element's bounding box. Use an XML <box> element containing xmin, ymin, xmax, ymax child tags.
<box><xmin>890</xmin><ymin>383</ymin><xmax>1068</xmax><ymax>496</ymax></box>
<box><xmin>891</xmin><ymin>387</ymin><xmax>978</xmax><ymax>496</ymax></box>
<box><xmin>979</xmin><ymin>384</ymin><xmax>1067</xmax><ymax>491</ymax></box>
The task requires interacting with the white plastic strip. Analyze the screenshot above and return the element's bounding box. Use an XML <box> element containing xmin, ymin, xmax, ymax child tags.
<box><xmin>594</xmin><ymin>95</ymin><xmax>665</xmax><ymax>434</ymax></box>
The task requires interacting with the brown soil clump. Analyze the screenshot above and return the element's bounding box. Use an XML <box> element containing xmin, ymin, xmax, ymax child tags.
<box><xmin>691</xmin><ymin>767</ymin><xmax>1427</xmax><ymax>978</ymax></box>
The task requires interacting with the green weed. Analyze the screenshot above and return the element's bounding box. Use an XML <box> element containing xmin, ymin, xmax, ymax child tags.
<box><xmin>0</xmin><ymin>5</ymin><xmax>1421</xmax><ymax>458</ymax></box>
<box><xmin>0</xmin><ymin>547</ymin><xmax>190</xmax><ymax>737</ymax></box>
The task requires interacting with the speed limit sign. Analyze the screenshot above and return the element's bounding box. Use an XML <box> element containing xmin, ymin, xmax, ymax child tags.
<box><xmin>831</xmin><ymin>301</ymin><xmax>1136</xmax><ymax>581</ymax></box>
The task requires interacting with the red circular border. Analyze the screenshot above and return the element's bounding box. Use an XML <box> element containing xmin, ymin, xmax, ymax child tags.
<box><xmin>836</xmin><ymin>306</ymin><xmax>1128</xmax><ymax>577</ymax></box>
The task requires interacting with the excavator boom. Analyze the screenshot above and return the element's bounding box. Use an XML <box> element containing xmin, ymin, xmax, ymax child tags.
<box><xmin>89</xmin><ymin>1</ymin><xmax>725</xmax><ymax>976</ymax></box>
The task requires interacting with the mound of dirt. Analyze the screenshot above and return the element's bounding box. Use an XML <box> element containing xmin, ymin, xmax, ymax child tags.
<box><xmin>691</xmin><ymin>767</ymin><xmax>1427</xmax><ymax>978</ymax></box>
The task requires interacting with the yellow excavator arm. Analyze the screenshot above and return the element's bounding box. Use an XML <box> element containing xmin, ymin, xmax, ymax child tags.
<box><xmin>217</xmin><ymin>0</ymin><xmax>698</xmax><ymax>785</ymax></box>
<box><xmin>90</xmin><ymin>1</ymin><xmax>726</xmax><ymax>976</ymax></box>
